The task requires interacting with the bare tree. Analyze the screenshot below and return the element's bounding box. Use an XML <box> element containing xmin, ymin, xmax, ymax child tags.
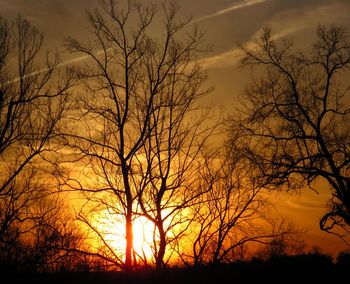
<box><xmin>26</xmin><ymin>195</ymin><xmax>88</xmax><ymax>273</ymax></box>
<box><xmin>0</xmin><ymin>168</ymin><xmax>86</xmax><ymax>273</ymax></box>
<box><xmin>64</xmin><ymin>0</ymin><xmax>211</xmax><ymax>270</ymax></box>
<box><xmin>255</xmin><ymin>221</ymin><xmax>305</xmax><ymax>261</ymax></box>
<box><xmin>0</xmin><ymin>169</ymin><xmax>44</xmax><ymax>272</ymax></box>
<box><xmin>0</xmin><ymin>14</ymin><xmax>74</xmax><ymax>271</ymax></box>
<box><xmin>232</xmin><ymin>25</ymin><xmax>350</xmax><ymax>242</ymax></box>
<box><xmin>135</xmin><ymin>44</ymin><xmax>213</xmax><ymax>267</ymax></box>
<box><xmin>0</xmin><ymin>15</ymin><xmax>72</xmax><ymax>181</ymax></box>
<box><xmin>177</xmin><ymin>148</ymin><xmax>297</xmax><ymax>265</ymax></box>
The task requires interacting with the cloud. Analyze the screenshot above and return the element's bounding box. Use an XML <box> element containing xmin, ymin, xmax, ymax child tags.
<box><xmin>285</xmin><ymin>200</ymin><xmax>324</xmax><ymax>210</ymax></box>
<box><xmin>201</xmin><ymin>47</ymin><xmax>242</xmax><ymax>70</ymax></box>
<box><xmin>200</xmin><ymin>1</ymin><xmax>350</xmax><ymax>70</ymax></box>
<box><xmin>192</xmin><ymin>0</ymin><xmax>268</xmax><ymax>23</ymax></box>
<box><xmin>201</xmin><ymin>25</ymin><xmax>300</xmax><ymax>69</ymax></box>
<box><xmin>6</xmin><ymin>47</ymin><xmax>114</xmax><ymax>85</ymax></box>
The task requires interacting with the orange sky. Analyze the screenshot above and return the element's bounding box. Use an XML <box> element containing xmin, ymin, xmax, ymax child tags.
<box><xmin>273</xmin><ymin>189</ymin><xmax>349</xmax><ymax>258</ymax></box>
<box><xmin>1</xmin><ymin>0</ymin><xmax>350</xmax><ymax>257</ymax></box>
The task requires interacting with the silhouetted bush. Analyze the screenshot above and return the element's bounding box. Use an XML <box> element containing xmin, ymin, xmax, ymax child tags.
<box><xmin>6</xmin><ymin>253</ymin><xmax>342</xmax><ymax>284</ymax></box>
<box><xmin>336</xmin><ymin>250</ymin><xmax>350</xmax><ymax>267</ymax></box>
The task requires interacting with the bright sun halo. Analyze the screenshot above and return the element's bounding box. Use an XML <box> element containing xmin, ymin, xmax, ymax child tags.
<box><xmin>94</xmin><ymin>213</ymin><xmax>156</xmax><ymax>261</ymax></box>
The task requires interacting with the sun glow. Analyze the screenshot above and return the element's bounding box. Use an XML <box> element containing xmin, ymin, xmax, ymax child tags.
<box><xmin>92</xmin><ymin>212</ymin><xmax>156</xmax><ymax>263</ymax></box>
<box><xmin>132</xmin><ymin>217</ymin><xmax>155</xmax><ymax>260</ymax></box>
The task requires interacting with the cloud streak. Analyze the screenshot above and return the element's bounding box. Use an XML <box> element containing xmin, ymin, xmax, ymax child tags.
<box><xmin>192</xmin><ymin>0</ymin><xmax>268</xmax><ymax>23</ymax></box>
<box><xmin>200</xmin><ymin>1</ymin><xmax>350</xmax><ymax>70</ymax></box>
<box><xmin>5</xmin><ymin>47</ymin><xmax>114</xmax><ymax>85</ymax></box>
<box><xmin>201</xmin><ymin>25</ymin><xmax>300</xmax><ymax>70</ymax></box>
<box><xmin>285</xmin><ymin>200</ymin><xmax>324</xmax><ymax>211</ymax></box>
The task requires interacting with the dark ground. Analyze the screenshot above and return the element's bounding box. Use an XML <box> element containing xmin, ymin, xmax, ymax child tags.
<box><xmin>4</xmin><ymin>253</ymin><xmax>349</xmax><ymax>284</ymax></box>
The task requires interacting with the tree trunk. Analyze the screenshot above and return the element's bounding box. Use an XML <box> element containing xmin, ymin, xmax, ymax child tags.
<box><xmin>123</xmin><ymin>163</ymin><xmax>134</xmax><ymax>271</ymax></box>
<box><xmin>125</xmin><ymin>205</ymin><xmax>133</xmax><ymax>271</ymax></box>
<box><xmin>156</xmin><ymin>220</ymin><xmax>166</xmax><ymax>269</ymax></box>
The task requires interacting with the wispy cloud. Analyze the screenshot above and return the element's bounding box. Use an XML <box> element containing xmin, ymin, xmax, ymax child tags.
<box><xmin>201</xmin><ymin>47</ymin><xmax>242</xmax><ymax>70</ymax></box>
<box><xmin>192</xmin><ymin>0</ymin><xmax>268</xmax><ymax>23</ymax></box>
<box><xmin>285</xmin><ymin>200</ymin><xmax>324</xmax><ymax>211</ymax></box>
<box><xmin>201</xmin><ymin>25</ymin><xmax>300</xmax><ymax>70</ymax></box>
<box><xmin>5</xmin><ymin>55</ymin><xmax>88</xmax><ymax>85</ymax></box>
<box><xmin>5</xmin><ymin>49</ymin><xmax>110</xmax><ymax>85</ymax></box>
<box><xmin>201</xmin><ymin>1</ymin><xmax>350</xmax><ymax>70</ymax></box>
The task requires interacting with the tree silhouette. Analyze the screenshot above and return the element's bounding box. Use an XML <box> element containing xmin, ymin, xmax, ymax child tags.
<box><xmin>232</xmin><ymin>25</ymin><xmax>350</xmax><ymax>241</ymax></box>
<box><xmin>135</xmin><ymin>68</ymin><xmax>213</xmax><ymax>267</ymax></box>
<box><xmin>179</xmin><ymin>149</ymin><xmax>300</xmax><ymax>265</ymax></box>
<box><xmin>64</xmin><ymin>0</ymin><xmax>211</xmax><ymax>270</ymax></box>
<box><xmin>134</xmin><ymin>5</ymin><xmax>214</xmax><ymax>266</ymax></box>
<box><xmin>28</xmin><ymin>197</ymin><xmax>88</xmax><ymax>273</ymax></box>
<box><xmin>0</xmin><ymin>15</ymin><xmax>74</xmax><ymax>271</ymax></box>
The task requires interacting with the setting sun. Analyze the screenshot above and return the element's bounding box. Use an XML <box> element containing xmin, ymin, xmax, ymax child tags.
<box><xmin>132</xmin><ymin>217</ymin><xmax>155</xmax><ymax>261</ymax></box>
<box><xmin>92</xmin><ymin>211</ymin><xmax>156</xmax><ymax>263</ymax></box>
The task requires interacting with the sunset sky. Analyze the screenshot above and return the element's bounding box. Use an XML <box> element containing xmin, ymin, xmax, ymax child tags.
<box><xmin>1</xmin><ymin>0</ymin><xmax>350</xmax><ymax>257</ymax></box>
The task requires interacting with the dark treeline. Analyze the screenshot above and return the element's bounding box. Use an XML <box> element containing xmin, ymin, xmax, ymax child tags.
<box><xmin>7</xmin><ymin>252</ymin><xmax>350</xmax><ymax>284</ymax></box>
<box><xmin>1</xmin><ymin>0</ymin><xmax>350</xmax><ymax>275</ymax></box>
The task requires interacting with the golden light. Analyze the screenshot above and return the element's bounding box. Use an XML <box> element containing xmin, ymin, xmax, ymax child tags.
<box><xmin>132</xmin><ymin>216</ymin><xmax>155</xmax><ymax>260</ymax></box>
<box><xmin>91</xmin><ymin>210</ymin><xmax>156</xmax><ymax>263</ymax></box>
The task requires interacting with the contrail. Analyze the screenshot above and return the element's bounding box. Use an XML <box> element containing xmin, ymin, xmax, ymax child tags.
<box><xmin>192</xmin><ymin>0</ymin><xmax>268</xmax><ymax>23</ymax></box>
<box><xmin>201</xmin><ymin>26</ymin><xmax>303</xmax><ymax>70</ymax></box>
<box><xmin>2</xmin><ymin>49</ymin><xmax>111</xmax><ymax>85</ymax></box>
<box><xmin>57</xmin><ymin>54</ymin><xmax>90</xmax><ymax>68</ymax></box>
